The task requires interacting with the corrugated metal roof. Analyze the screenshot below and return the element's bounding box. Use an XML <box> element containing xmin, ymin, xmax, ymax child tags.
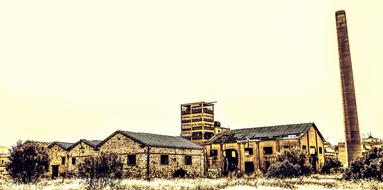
<box><xmin>211</xmin><ymin>122</ymin><xmax>321</xmax><ymax>144</ymax></box>
<box><xmin>119</xmin><ymin>131</ymin><xmax>203</xmax><ymax>149</ymax></box>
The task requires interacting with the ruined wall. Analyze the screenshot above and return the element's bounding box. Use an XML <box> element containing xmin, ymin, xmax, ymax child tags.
<box><xmin>204</xmin><ymin>127</ymin><xmax>325</xmax><ymax>175</ymax></box>
<box><xmin>68</xmin><ymin>142</ymin><xmax>98</xmax><ymax>175</ymax></box>
<box><xmin>98</xmin><ymin>132</ymin><xmax>204</xmax><ymax>178</ymax></box>
<box><xmin>148</xmin><ymin>147</ymin><xmax>204</xmax><ymax>178</ymax></box>
<box><xmin>299</xmin><ymin>127</ymin><xmax>325</xmax><ymax>170</ymax></box>
<box><xmin>47</xmin><ymin>145</ymin><xmax>69</xmax><ymax>177</ymax></box>
<box><xmin>99</xmin><ymin>133</ymin><xmax>147</xmax><ymax>178</ymax></box>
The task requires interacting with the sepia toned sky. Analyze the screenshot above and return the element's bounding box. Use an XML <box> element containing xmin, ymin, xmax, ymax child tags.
<box><xmin>1</xmin><ymin>0</ymin><xmax>382</xmax><ymax>147</ymax></box>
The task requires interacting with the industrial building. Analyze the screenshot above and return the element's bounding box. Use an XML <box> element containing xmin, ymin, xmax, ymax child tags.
<box><xmin>204</xmin><ymin>123</ymin><xmax>325</xmax><ymax>175</ymax></box>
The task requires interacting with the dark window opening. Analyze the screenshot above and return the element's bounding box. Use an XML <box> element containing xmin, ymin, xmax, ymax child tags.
<box><xmin>319</xmin><ymin>147</ymin><xmax>323</xmax><ymax>154</ymax></box>
<box><xmin>263</xmin><ymin>147</ymin><xmax>273</xmax><ymax>155</ymax></box>
<box><xmin>244</xmin><ymin>148</ymin><xmax>253</xmax><ymax>156</ymax></box>
<box><xmin>204</xmin><ymin>132</ymin><xmax>214</xmax><ymax>140</ymax></box>
<box><xmin>61</xmin><ymin>157</ymin><xmax>66</xmax><ymax>165</ymax></box>
<box><xmin>185</xmin><ymin>155</ymin><xmax>192</xmax><ymax>165</ymax></box>
<box><xmin>210</xmin><ymin>150</ymin><xmax>218</xmax><ymax>157</ymax></box>
<box><xmin>127</xmin><ymin>155</ymin><xmax>136</xmax><ymax>166</ymax></box>
<box><xmin>302</xmin><ymin>145</ymin><xmax>307</xmax><ymax>150</ymax></box>
<box><xmin>72</xmin><ymin>157</ymin><xmax>76</xmax><ymax>165</ymax></box>
<box><xmin>161</xmin><ymin>155</ymin><xmax>169</xmax><ymax>165</ymax></box>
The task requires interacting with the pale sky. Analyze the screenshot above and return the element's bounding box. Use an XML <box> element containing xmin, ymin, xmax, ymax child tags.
<box><xmin>1</xmin><ymin>1</ymin><xmax>382</xmax><ymax>147</ymax></box>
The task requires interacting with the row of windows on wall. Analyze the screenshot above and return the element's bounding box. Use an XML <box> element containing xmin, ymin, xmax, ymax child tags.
<box><xmin>209</xmin><ymin>147</ymin><xmax>273</xmax><ymax>157</ymax></box>
<box><xmin>209</xmin><ymin>145</ymin><xmax>324</xmax><ymax>157</ymax></box>
<box><xmin>60</xmin><ymin>155</ymin><xmax>193</xmax><ymax>166</ymax></box>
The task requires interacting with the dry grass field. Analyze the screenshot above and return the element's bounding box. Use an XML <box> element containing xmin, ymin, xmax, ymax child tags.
<box><xmin>1</xmin><ymin>175</ymin><xmax>382</xmax><ymax>190</ymax></box>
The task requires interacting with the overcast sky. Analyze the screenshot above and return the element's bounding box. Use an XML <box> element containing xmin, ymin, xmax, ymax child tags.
<box><xmin>1</xmin><ymin>0</ymin><xmax>382</xmax><ymax>147</ymax></box>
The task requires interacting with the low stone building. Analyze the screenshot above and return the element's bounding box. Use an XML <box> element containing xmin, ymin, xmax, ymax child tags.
<box><xmin>44</xmin><ymin>130</ymin><xmax>204</xmax><ymax>179</ymax></box>
<box><xmin>47</xmin><ymin>141</ymin><xmax>74</xmax><ymax>178</ymax></box>
<box><xmin>204</xmin><ymin>123</ymin><xmax>325</xmax><ymax>176</ymax></box>
<box><xmin>98</xmin><ymin>130</ymin><xmax>204</xmax><ymax>178</ymax></box>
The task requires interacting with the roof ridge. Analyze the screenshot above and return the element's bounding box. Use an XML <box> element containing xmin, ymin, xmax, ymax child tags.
<box><xmin>121</xmin><ymin>130</ymin><xmax>182</xmax><ymax>138</ymax></box>
<box><xmin>232</xmin><ymin>122</ymin><xmax>314</xmax><ymax>131</ymax></box>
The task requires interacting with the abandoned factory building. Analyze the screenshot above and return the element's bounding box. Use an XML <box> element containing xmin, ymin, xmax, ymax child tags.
<box><xmin>47</xmin><ymin>130</ymin><xmax>204</xmax><ymax>179</ymax></box>
<box><xmin>204</xmin><ymin>122</ymin><xmax>325</xmax><ymax>175</ymax></box>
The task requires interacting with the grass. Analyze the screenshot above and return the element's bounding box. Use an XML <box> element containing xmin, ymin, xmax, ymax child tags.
<box><xmin>0</xmin><ymin>175</ymin><xmax>382</xmax><ymax>190</ymax></box>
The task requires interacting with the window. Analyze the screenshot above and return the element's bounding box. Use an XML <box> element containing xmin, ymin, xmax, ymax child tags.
<box><xmin>185</xmin><ymin>155</ymin><xmax>192</xmax><ymax>165</ymax></box>
<box><xmin>319</xmin><ymin>147</ymin><xmax>323</xmax><ymax>154</ymax></box>
<box><xmin>127</xmin><ymin>155</ymin><xmax>136</xmax><ymax>166</ymax></box>
<box><xmin>210</xmin><ymin>150</ymin><xmax>218</xmax><ymax>157</ymax></box>
<box><xmin>244</xmin><ymin>148</ymin><xmax>253</xmax><ymax>156</ymax></box>
<box><xmin>61</xmin><ymin>157</ymin><xmax>66</xmax><ymax>165</ymax></box>
<box><xmin>263</xmin><ymin>147</ymin><xmax>273</xmax><ymax>155</ymax></box>
<box><xmin>302</xmin><ymin>145</ymin><xmax>307</xmax><ymax>150</ymax></box>
<box><xmin>160</xmin><ymin>155</ymin><xmax>169</xmax><ymax>165</ymax></box>
<box><xmin>72</xmin><ymin>157</ymin><xmax>76</xmax><ymax>165</ymax></box>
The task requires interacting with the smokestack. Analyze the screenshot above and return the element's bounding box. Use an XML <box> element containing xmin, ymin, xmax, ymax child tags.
<box><xmin>335</xmin><ymin>10</ymin><xmax>362</xmax><ymax>166</ymax></box>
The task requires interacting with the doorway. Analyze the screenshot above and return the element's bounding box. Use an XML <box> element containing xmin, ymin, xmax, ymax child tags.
<box><xmin>51</xmin><ymin>165</ymin><xmax>59</xmax><ymax>179</ymax></box>
<box><xmin>223</xmin><ymin>149</ymin><xmax>238</xmax><ymax>176</ymax></box>
<box><xmin>245</xmin><ymin>162</ymin><xmax>255</xmax><ymax>174</ymax></box>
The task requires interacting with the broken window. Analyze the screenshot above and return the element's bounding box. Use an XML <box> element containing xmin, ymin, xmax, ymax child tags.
<box><xmin>161</xmin><ymin>155</ymin><xmax>169</xmax><ymax>165</ymax></box>
<box><xmin>263</xmin><ymin>147</ymin><xmax>273</xmax><ymax>155</ymax></box>
<box><xmin>185</xmin><ymin>155</ymin><xmax>192</xmax><ymax>165</ymax></box>
<box><xmin>127</xmin><ymin>155</ymin><xmax>136</xmax><ymax>166</ymax></box>
<box><xmin>61</xmin><ymin>157</ymin><xmax>66</xmax><ymax>165</ymax></box>
<box><xmin>210</xmin><ymin>150</ymin><xmax>218</xmax><ymax>157</ymax></box>
<box><xmin>244</xmin><ymin>148</ymin><xmax>253</xmax><ymax>156</ymax></box>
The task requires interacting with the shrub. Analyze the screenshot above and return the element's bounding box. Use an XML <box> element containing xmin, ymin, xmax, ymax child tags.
<box><xmin>6</xmin><ymin>140</ymin><xmax>50</xmax><ymax>184</ymax></box>
<box><xmin>173</xmin><ymin>168</ymin><xmax>188</xmax><ymax>178</ymax></box>
<box><xmin>78</xmin><ymin>152</ymin><xmax>123</xmax><ymax>190</ymax></box>
<box><xmin>321</xmin><ymin>157</ymin><xmax>342</xmax><ymax>174</ymax></box>
<box><xmin>265</xmin><ymin>147</ymin><xmax>312</xmax><ymax>178</ymax></box>
<box><xmin>343</xmin><ymin>147</ymin><xmax>383</xmax><ymax>181</ymax></box>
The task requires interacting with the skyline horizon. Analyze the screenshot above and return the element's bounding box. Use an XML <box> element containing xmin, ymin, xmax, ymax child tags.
<box><xmin>1</xmin><ymin>1</ymin><xmax>382</xmax><ymax>148</ymax></box>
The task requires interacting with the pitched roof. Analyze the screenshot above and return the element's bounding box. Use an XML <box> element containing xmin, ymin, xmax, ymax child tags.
<box><xmin>24</xmin><ymin>140</ymin><xmax>51</xmax><ymax>148</ymax></box>
<box><xmin>48</xmin><ymin>141</ymin><xmax>74</xmax><ymax>150</ymax></box>
<box><xmin>210</xmin><ymin>122</ymin><xmax>324</xmax><ymax>144</ymax></box>
<box><xmin>99</xmin><ymin>130</ymin><xmax>202</xmax><ymax>149</ymax></box>
<box><xmin>68</xmin><ymin>139</ymin><xmax>102</xmax><ymax>150</ymax></box>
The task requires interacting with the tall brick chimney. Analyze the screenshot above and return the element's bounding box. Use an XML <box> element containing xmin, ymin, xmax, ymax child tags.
<box><xmin>335</xmin><ymin>10</ymin><xmax>362</xmax><ymax>166</ymax></box>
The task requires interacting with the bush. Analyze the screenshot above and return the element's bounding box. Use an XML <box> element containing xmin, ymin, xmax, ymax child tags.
<box><xmin>78</xmin><ymin>152</ymin><xmax>123</xmax><ymax>190</ymax></box>
<box><xmin>321</xmin><ymin>157</ymin><xmax>342</xmax><ymax>174</ymax></box>
<box><xmin>343</xmin><ymin>147</ymin><xmax>383</xmax><ymax>181</ymax></box>
<box><xmin>6</xmin><ymin>140</ymin><xmax>50</xmax><ymax>184</ymax></box>
<box><xmin>265</xmin><ymin>147</ymin><xmax>312</xmax><ymax>178</ymax></box>
<box><xmin>173</xmin><ymin>168</ymin><xmax>188</xmax><ymax>178</ymax></box>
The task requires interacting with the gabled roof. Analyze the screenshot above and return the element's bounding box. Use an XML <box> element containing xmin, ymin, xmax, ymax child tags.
<box><xmin>210</xmin><ymin>122</ymin><xmax>324</xmax><ymax>144</ymax></box>
<box><xmin>99</xmin><ymin>130</ymin><xmax>202</xmax><ymax>149</ymax></box>
<box><xmin>48</xmin><ymin>141</ymin><xmax>74</xmax><ymax>151</ymax></box>
<box><xmin>68</xmin><ymin>139</ymin><xmax>102</xmax><ymax>150</ymax></box>
<box><xmin>24</xmin><ymin>140</ymin><xmax>51</xmax><ymax>148</ymax></box>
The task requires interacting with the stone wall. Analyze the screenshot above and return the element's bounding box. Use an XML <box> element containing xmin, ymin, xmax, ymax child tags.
<box><xmin>47</xmin><ymin>144</ymin><xmax>69</xmax><ymax>177</ymax></box>
<box><xmin>204</xmin><ymin>126</ymin><xmax>325</xmax><ymax>175</ymax></box>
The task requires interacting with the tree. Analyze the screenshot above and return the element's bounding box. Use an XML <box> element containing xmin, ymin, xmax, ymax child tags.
<box><xmin>78</xmin><ymin>152</ymin><xmax>123</xmax><ymax>190</ymax></box>
<box><xmin>321</xmin><ymin>157</ymin><xmax>342</xmax><ymax>174</ymax></box>
<box><xmin>344</xmin><ymin>147</ymin><xmax>383</xmax><ymax>181</ymax></box>
<box><xmin>6</xmin><ymin>140</ymin><xmax>50</xmax><ymax>184</ymax></box>
<box><xmin>266</xmin><ymin>147</ymin><xmax>312</xmax><ymax>178</ymax></box>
